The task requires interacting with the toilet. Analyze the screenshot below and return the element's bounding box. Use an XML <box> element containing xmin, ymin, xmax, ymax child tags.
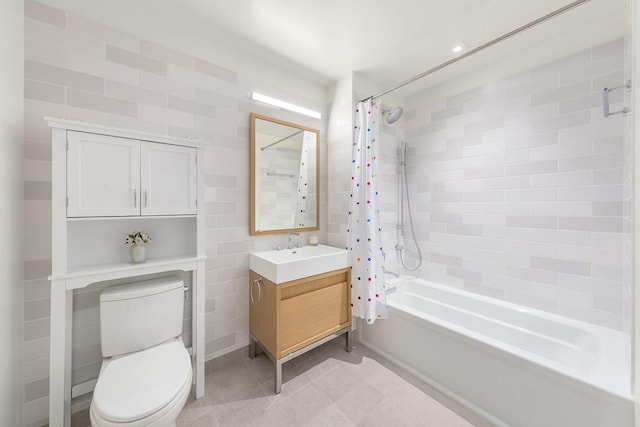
<box><xmin>90</xmin><ymin>277</ymin><xmax>192</xmax><ymax>427</ymax></box>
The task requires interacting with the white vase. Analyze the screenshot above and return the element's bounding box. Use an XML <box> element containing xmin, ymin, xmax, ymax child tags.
<box><xmin>130</xmin><ymin>244</ymin><xmax>146</xmax><ymax>263</ymax></box>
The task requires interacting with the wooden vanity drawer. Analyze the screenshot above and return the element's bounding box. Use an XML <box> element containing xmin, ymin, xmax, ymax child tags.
<box><xmin>279</xmin><ymin>280</ymin><xmax>349</xmax><ymax>355</ymax></box>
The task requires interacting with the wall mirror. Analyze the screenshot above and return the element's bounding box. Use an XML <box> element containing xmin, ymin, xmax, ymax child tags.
<box><xmin>250</xmin><ymin>113</ymin><xmax>320</xmax><ymax>235</ymax></box>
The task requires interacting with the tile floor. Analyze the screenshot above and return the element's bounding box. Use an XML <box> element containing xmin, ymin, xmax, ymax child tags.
<box><xmin>70</xmin><ymin>337</ymin><xmax>493</xmax><ymax>427</ymax></box>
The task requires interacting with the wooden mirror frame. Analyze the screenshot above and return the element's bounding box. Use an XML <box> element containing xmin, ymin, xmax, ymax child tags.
<box><xmin>250</xmin><ymin>113</ymin><xmax>320</xmax><ymax>236</ymax></box>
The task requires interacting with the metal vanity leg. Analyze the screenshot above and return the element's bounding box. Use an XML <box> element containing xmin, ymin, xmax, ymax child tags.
<box><xmin>275</xmin><ymin>359</ymin><xmax>283</xmax><ymax>394</ymax></box>
<box><xmin>345</xmin><ymin>330</ymin><xmax>352</xmax><ymax>353</ymax></box>
<box><xmin>249</xmin><ymin>336</ymin><xmax>256</xmax><ymax>359</ymax></box>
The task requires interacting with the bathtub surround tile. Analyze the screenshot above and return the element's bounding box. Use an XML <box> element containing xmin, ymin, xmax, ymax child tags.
<box><xmin>558</xmin><ymin>92</ymin><xmax>603</xmax><ymax>114</ymax></box>
<box><xmin>505</xmin><ymin>160</ymin><xmax>558</xmax><ymax>176</ymax></box>
<box><xmin>592</xmin><ymin>38</ymin><xmax>624</xmax><ymax>60</ymax></box>
<box><xmin>558</xmin><ymin>217</ymin><xmax>623</xmax><ymax>233</ymax></box>
<box><xmin>431</xmin><ymin>104</ymin><xmax>464</xmax><ymax>122</ymax></box>
<box><xmin>446</xmin><ymin>134</ymin><xmax>483</xmax><ymax>149</ymax></box>
<box><xmin>531</xmin><ymin>256</ymin><xmax>591</xmax><ymax>276</ymax></box>
<box><xmin>446</xmin><ymin>87</ymin><xmax>484</xmax><ymax>107</ymax></box>
<box><xmin>530</xmin><ymin>171</ymin><xmax>592</xmax><ymax>188</ymax></box>
<box><xmin>593</xmin><ymin>201</ymin><xmax>623</xmax><ymax>216</ymax></box>
<box><xmin>531</xmin><ymin>110</ymin><xmax>591</xmax><ymax>134</ymax></box>
<box><xmin>506</xmin><ymin>266</ymin><xmax>558</xmax><ymax>286</ymax></box>
<box><xmin>397</xmin><ymin>40</ymin><xmax>626</xmax><ymax>331</ymax></box>
<box><xmin>530</xmin><ymin>80</ymin><xmax>590</xmax><ymax>107</ymax></box>
<box><xmin>530</xmin><ymin>50</ymin><xmax>591</xmax><ymax>80</ymax></box>
<box><xmin>559</xmin><ymin>152</ymin><xmax>624</xmax><ymax>172</ymax></box>
<box><xmin>558</xmin><ymin>53</ymin><xmax>624</xmax><ymax>87</ymax></box>
<box><xmin>505</xmin><ymin>215</ymin><xmax>557</xmax><ymax>229</ymax></box>
<box><xmin>446</xmin><ymin>267</ymin><xmax>483</xmax><ymax>283</ymax></box>
<box><xmin>464</xmin><ymin>116</ymin><xmax>504</xmax><ymax>135</ymax></box>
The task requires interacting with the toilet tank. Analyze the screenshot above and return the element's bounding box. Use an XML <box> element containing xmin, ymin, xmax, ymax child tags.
<box><xmin>100</xmin><ymin>277</ymin><xmax>185</xmax><ymax>357</ymax></box>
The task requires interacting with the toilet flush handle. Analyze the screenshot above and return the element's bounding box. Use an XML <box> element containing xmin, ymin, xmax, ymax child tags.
<box><xmin>183</xmin><ymin>285</ymin><xmax>189</xmax><ymax>299</ymax></box>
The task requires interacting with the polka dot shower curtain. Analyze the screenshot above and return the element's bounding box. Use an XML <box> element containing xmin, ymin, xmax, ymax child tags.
<box><xmin>347</xmin><ymin>99</ymin><xmax>388</xmax><ymax>324</ymax></box>
<box><xmin>294</xmin><ymin>131</ymin><xmax>313</xmax><ymax>227</ymax></box>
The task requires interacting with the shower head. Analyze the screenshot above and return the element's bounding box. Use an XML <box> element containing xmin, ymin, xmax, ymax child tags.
<box><xmin>382</xmin><ymin>106</ymin><xmax>403</xmax><ymax>124</ymax></box>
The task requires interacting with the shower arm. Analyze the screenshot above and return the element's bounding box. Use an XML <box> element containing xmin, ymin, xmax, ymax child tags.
<box><xmin>359</xmin><ymin>0</ymin><xmax>591</xmax><ymax>103</ymax></box>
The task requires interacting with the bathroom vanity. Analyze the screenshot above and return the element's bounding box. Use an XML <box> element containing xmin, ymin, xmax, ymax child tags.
<box><xmin>248</xmin><ymin>114</ymin><xmax>351</xmax><ymax>393</ymax></box>
<box><xmin>249</xmin><ymin>245</ymin><xmax>351</xmax><ymax>393</ymax></box>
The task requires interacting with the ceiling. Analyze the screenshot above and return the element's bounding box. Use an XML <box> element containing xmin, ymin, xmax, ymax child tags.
<box><xmin>44</xmin><ymin>0</ymin><xmax>626</xmax><ymax>97</ymax></box>
<box><xmin>180</xmin><ymin>0</ymin><xmax>625</xmax><ymax>93</ymax></box>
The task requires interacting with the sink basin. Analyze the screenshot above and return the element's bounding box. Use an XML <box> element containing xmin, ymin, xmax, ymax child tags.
<box><xmin>249</xmin><ymin>244</ymin><xmax>350</xmax><ymax>284</ymax></box>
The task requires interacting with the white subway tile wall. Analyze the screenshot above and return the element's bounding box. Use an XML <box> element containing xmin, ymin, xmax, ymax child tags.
<box><xmin>22</xmin><ymin>1</ymin><xmax>328</xmax><ymax>425</ymax></box>
<box><xmin>621</xmin><ymin>20</ymin><xmax>634</xmax><ymax>337</ymax></box>
<box><xmin>398</xmin><ymin>39</ymin><xmax>629</xmax><ymax>331</ymax></box>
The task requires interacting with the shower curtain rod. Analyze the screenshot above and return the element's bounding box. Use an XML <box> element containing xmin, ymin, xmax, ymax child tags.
<box><xmin>261</xmin><ymin>129</ymin><xmax>304</xmax><ymax>150</ymax></box>
<box><xmin>361</xmin><ymin>0</ymin><xmax>591</xmax><ymax>102</ymax></box>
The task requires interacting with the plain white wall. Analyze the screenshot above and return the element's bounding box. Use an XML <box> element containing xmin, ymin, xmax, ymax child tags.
<box><xmin>0</xmin><ymin>0</ymin><xmax>24</xmax><ymax>425</ymax></box>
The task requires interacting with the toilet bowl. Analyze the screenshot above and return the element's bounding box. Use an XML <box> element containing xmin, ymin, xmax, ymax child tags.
<box><xmin>90</xmin><ymin>278</ymin><xmax>192</xmax><ymax>427</ymax></box>
<box><xmin>90</xmin><ymin>338</ymin><xmax>192</xmax><ymax>427</ymax></box>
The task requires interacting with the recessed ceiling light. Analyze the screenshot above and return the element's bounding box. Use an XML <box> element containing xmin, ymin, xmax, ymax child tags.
<box><xmin>250</xmin><ymin>92</ymin><xmax>322</xmax><ymax>119</ymax></box>
<box><xmin>452</xmin><ymin>42</ymin><xmax>468</xmax><ymax>54</ymax></box>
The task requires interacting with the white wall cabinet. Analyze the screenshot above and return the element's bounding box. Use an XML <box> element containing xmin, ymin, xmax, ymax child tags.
<box><xmin>67</xmin><ymin>132</ymin><xmax>197</xmax><ymax>217</ymax></box>
<box><xmin>140</xmin><ymin>141</ymin><xmax>197</xmax><ymax>215</ymax></box>
<box><xmin>47</xmin><ymin>118</ymin><xmax>207</xmax><ymax>427</ymax></box>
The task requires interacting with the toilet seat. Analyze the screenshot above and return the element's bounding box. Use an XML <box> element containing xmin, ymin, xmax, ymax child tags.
<box><xmin>90</xmin><ymin>338</ymin><xmax>192</xmax><ymax>427</ymax></box>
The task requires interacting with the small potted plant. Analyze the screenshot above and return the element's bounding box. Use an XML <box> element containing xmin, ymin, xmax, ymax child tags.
<box><xmin>125</xmin><ymin>230</ymin><xmax>151</xmax><ymax>263</ymax></box>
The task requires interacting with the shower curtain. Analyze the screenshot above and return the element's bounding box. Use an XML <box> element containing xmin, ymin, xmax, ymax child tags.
<box><xmin>294</xmin><ymin>131</ymin><xmax>313</xmax><ymax>227</ymax></box>
<box><xmin>347</xmin><ymin>99</ymin><xmax>388</xmax><ymax>324</ymax></box>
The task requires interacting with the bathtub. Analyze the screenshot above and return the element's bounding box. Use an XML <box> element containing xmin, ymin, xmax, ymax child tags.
<box><xmin>360</xmin><ymin>277</ymin><xmax>634</xmax><ymax>427</ymax></box>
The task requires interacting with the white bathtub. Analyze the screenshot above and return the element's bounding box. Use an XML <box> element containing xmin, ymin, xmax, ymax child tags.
<box><xmin>360</xmin><ymin>277</ymin><xmax>634</xmax><ymax>427</ymax></box>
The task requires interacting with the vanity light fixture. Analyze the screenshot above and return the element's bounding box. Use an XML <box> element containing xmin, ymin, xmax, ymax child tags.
<box><xmin>250</xmin><ymin>92</ymin><xmax>322</xmax><ymax>119</ymax></box>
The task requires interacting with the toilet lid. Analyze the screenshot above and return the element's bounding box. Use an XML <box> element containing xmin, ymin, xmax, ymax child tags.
<box><xmin>92</xmin><ymin>339</ymin><xmax>192</xmax><ymax>423</ymax></box>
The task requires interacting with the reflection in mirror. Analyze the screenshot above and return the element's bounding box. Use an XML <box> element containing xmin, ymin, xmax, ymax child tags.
<box><xmin>250</xmin><ymin>113</ymin><xmax>320</xmax><ymax>235</ymax></box>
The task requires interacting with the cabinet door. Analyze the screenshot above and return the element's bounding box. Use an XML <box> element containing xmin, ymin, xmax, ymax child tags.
<box><xmin>140</xmin><ymin>142</ymin><xmax>197</xmax><ymax>215</ymax></box>
<box><xmin>67</xmin><ymin>131</ymin><xmax>140</xmax><ymax>217</ymax></box>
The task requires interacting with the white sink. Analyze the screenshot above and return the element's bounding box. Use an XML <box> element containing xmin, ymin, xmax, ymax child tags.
<box><xmin>249</xmin><ymin>244</ymin><xmax>350</xmax><ymax>284</ymax></box>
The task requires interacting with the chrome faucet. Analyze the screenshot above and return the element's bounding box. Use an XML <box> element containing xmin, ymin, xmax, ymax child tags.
<box><xmin>288</xmin><ymin>232</ymin><xmax>300</xmax><ymax>249</ymax></box>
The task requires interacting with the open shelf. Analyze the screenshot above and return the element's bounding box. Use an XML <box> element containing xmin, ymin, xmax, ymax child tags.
<box><xmin>50</xmin><ymin>255</ymin><xmax>205</xmax><ymax>290</ymax></box>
